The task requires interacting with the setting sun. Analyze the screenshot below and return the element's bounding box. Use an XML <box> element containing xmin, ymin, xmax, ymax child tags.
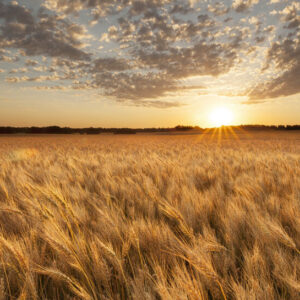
<box><xmin>210</xmin><ymin>107</ymin><xmax>233</xmax><ymax>127</ymax></box>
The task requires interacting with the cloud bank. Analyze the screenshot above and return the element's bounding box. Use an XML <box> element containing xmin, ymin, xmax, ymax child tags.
<box><xmin>0</xmin><ymin>0</ymin><xmax>299</xmax><ymax>107</ymax></box>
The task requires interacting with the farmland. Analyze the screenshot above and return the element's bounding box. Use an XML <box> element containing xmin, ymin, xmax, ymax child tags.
<box><xmin>0</xmin><ymin>131</ymin><xmax>299</xmax><ymax>299</ymax></box>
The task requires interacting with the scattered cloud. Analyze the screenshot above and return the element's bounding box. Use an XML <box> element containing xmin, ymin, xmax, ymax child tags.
<box><xmin>208</xmin><ymin>2</ymin><xmax>230</xmax><ymax>16</ymax></box>
<box><xmin>0</xmin><ymin>0</ymin><xmax>299</xmax><ymax>107</ymax></box>
<box><xmin>0</xmin><ymin>2</ymin><xmax>91</xmax><ymax>60</ymax></box>
<box><xmin>232</xmin><ymin>0</ymin><xmax>260</xmax><ymax>13</ymax></box>
<box><xmin>247</xmin><ymin>37</ymin><xmax>300</xmax><ymax>101</ymax></box>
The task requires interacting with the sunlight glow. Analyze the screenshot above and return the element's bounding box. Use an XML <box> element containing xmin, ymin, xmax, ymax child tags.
<box><xmin>210</xmin><ymin>107</ymin><xmax>233</xmax><ymax>127</ymax></box>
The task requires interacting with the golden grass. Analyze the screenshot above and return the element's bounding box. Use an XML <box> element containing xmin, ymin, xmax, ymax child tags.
<box><xmin>0</xmin><ymin>132</ymin><xmax>299</xmax><ymax>299</ymax></box>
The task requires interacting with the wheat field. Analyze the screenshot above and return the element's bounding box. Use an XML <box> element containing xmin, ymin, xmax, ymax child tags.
<box><xmin>0</xmin><ymin>132</ymin><xmax>299</xmax><ymax>299</ymax></box>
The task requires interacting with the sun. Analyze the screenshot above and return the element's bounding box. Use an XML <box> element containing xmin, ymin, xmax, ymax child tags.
<box><xmin>210</xmin><ymin>107</ymin><xmax>233</xmax><ymax>127</ymax></box>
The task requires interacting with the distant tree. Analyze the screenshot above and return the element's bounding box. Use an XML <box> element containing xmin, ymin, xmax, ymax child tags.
<box><xmin>0</xmin><ymin>125</ymin><xmax>299</xmax><ymax>134</ymax></box>
<box><xmin>175</xmin><ymin>125</ymin><xmax>194</xmax><ymax>131</ymax></box>
<box><xmin>114</xmin><ymin>129</ymin><xmax>136</xmax><ymax>134</ymax></box>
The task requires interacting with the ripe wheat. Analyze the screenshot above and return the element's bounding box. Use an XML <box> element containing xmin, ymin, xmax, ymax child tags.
<box><xmin>0</xmin><ymin>132</ymin><xmax>299</xmax><ymax>299</ymax></box>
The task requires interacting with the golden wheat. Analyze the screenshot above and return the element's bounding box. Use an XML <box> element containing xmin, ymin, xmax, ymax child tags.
<box><xmin>0</xmin><ymin>132</ymin><xmax>299</xmax><ymax>299</ymax></box>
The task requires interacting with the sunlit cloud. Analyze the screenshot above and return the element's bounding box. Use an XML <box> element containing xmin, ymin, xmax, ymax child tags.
<box><xmin>0</xmin><ymin>0</ymin><xmax>299</xmax><ymax>109</ymax></box>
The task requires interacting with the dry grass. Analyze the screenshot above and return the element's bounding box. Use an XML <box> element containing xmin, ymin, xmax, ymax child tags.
<box><xmin>0</xmin><ymin>132</ymin><xmax>299</xmax><ymax>299</ymax></box>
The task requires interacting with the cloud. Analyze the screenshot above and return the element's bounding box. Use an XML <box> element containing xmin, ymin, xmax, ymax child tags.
<box><xmin>247</xmin><ymin>65</ymin><xmax>300</xmax><ymax>101</ymax></box>
<box><xmin>1</xmin><ymin>0</ymin><xmax>299</xmax><ymax>107</ymax></box>
<box><xmin>208</xmin><ymin>2</ymin><xmax>230</xmax><ymax>16</ymax></box>
<box><xmin>43</xmin><ymin>0</ymin><xmax>174</xmax><ymax>17</ymax></box>
<box><xmin>281</xmin><ymin>2</ymin><xmax>300</xmax><ymax>29</ymax></box>
<box><xmin>232</xmin><ymin>0</ymin><xmax>260</xmax><ymax>13</ymax></box>
<box><xmin>9</xmin><ymin>67</ymin><xmax>28</xmax><ymax>74</ymax></box>
<box><xmin>84</xmin><ymin>4</ymin><xmax>240</xmax><ymax>102</ymax></box>
<box><xmin>25</xmin><ymin>59</ymin><xmax>38</xmax><ymax>66</ymax></box>
<box><xmin>116</xmin><ymin>98</ymin><xmax>184</xmax><ymax>108</ymax></box>
<box><xmin>0</xmin><ymin>1</ymin><xmax>35</xmax><ymax>25</ymax></box>
<box><xmin>34</xmin><ymin>85</ymin><xmax>69</xmax><ymax>91</ymax></box>
<box><xmin>136</xmin><ymin>41</ymin><xmax>237</xmax><ymax>79</ymax></box>
<box><xmin>247</xmin><ymin>37</ymin><xmax>300</xmax><ymax>101</ymax></box>
<box><xmin>93</xmin><ymin>57</ymin><xmax>132</xmax><ymax>72</ymax></box>
<box><xmin>0</xmin><ymin>0</ymin><xmax>243</xmax><ymax>106</ymax></box>
<box><xmin>0</xmin><ymin>55</ymin><xmax>19</xmax><ymax>62</ymax></box>
<box><xmin>6</xmin><ymin>74</ymin><xmax>62</xmax><ymax>83</ymax></box>
<box><xmin>93</xmin><ymin>71</ymin><xmax>177</xmax><ymax>100</ymax></box>
<box><xmin>6</xmin><ymin>76</ymin><xmax>28</xmax><ymax>83</ymax></box>
<box><xmin>0</xmin><ymin>2</ymin><xmax>91</xmax><ymax>61</ymax></box>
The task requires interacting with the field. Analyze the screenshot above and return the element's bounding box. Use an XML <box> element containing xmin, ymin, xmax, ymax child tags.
<box><xmin>0</xmin><ymin>132</ymin><xmax>299</xmax><ymax>299</ymax></box>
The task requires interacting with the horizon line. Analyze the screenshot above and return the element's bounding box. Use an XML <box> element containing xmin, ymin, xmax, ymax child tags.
<box><xmin>0</xmin><ymin>124</ymin><xmax>300</xmax><ymax>131</ymax></box>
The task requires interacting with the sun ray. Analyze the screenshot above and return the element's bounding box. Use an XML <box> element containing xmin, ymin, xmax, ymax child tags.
<box><xmin>227</xmin><ymin>126</ymin><xmax>240</xmax><ymax>140</ymax></box>
<box><xmin>217</xmin><ymin>126</ymin><xmax>223</xmax><ymax>144</ymax></box>
<box><xmin>197</xmin><ymin>127</ymin><xmax>211</xmax><ymax>141</ymax></box>
<box><xmin>232</xmin><ymin>125</ymin><xmax>253</xmax><ymax>138</ymax></box>
<box><xmin>223</xmin><ymin>126</ymin><xmax>230</xmax><ymax>140</ymax></box>
<box><xmin>210</xmin><ymin>127</ymin><xmax>218</xmax><ymax>140</ymax></box>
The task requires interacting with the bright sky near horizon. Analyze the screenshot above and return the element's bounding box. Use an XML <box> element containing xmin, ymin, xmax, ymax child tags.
<box><xmin>0</xmin><ymin>0</ymin><xmax>299</xmax><ymax>128</ymax></box>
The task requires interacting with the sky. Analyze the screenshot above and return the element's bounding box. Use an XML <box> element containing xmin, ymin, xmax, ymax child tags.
<box><xmin>0</xmin><ymin>0</ymin><xmax>299</xmax><ymax>128</ymax></box>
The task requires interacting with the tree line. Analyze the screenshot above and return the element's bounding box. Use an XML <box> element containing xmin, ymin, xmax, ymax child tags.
<box><xmin>0</xmin><ymin>125</ymin><xmax>299</xmax><ymax>134</ymax></box>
